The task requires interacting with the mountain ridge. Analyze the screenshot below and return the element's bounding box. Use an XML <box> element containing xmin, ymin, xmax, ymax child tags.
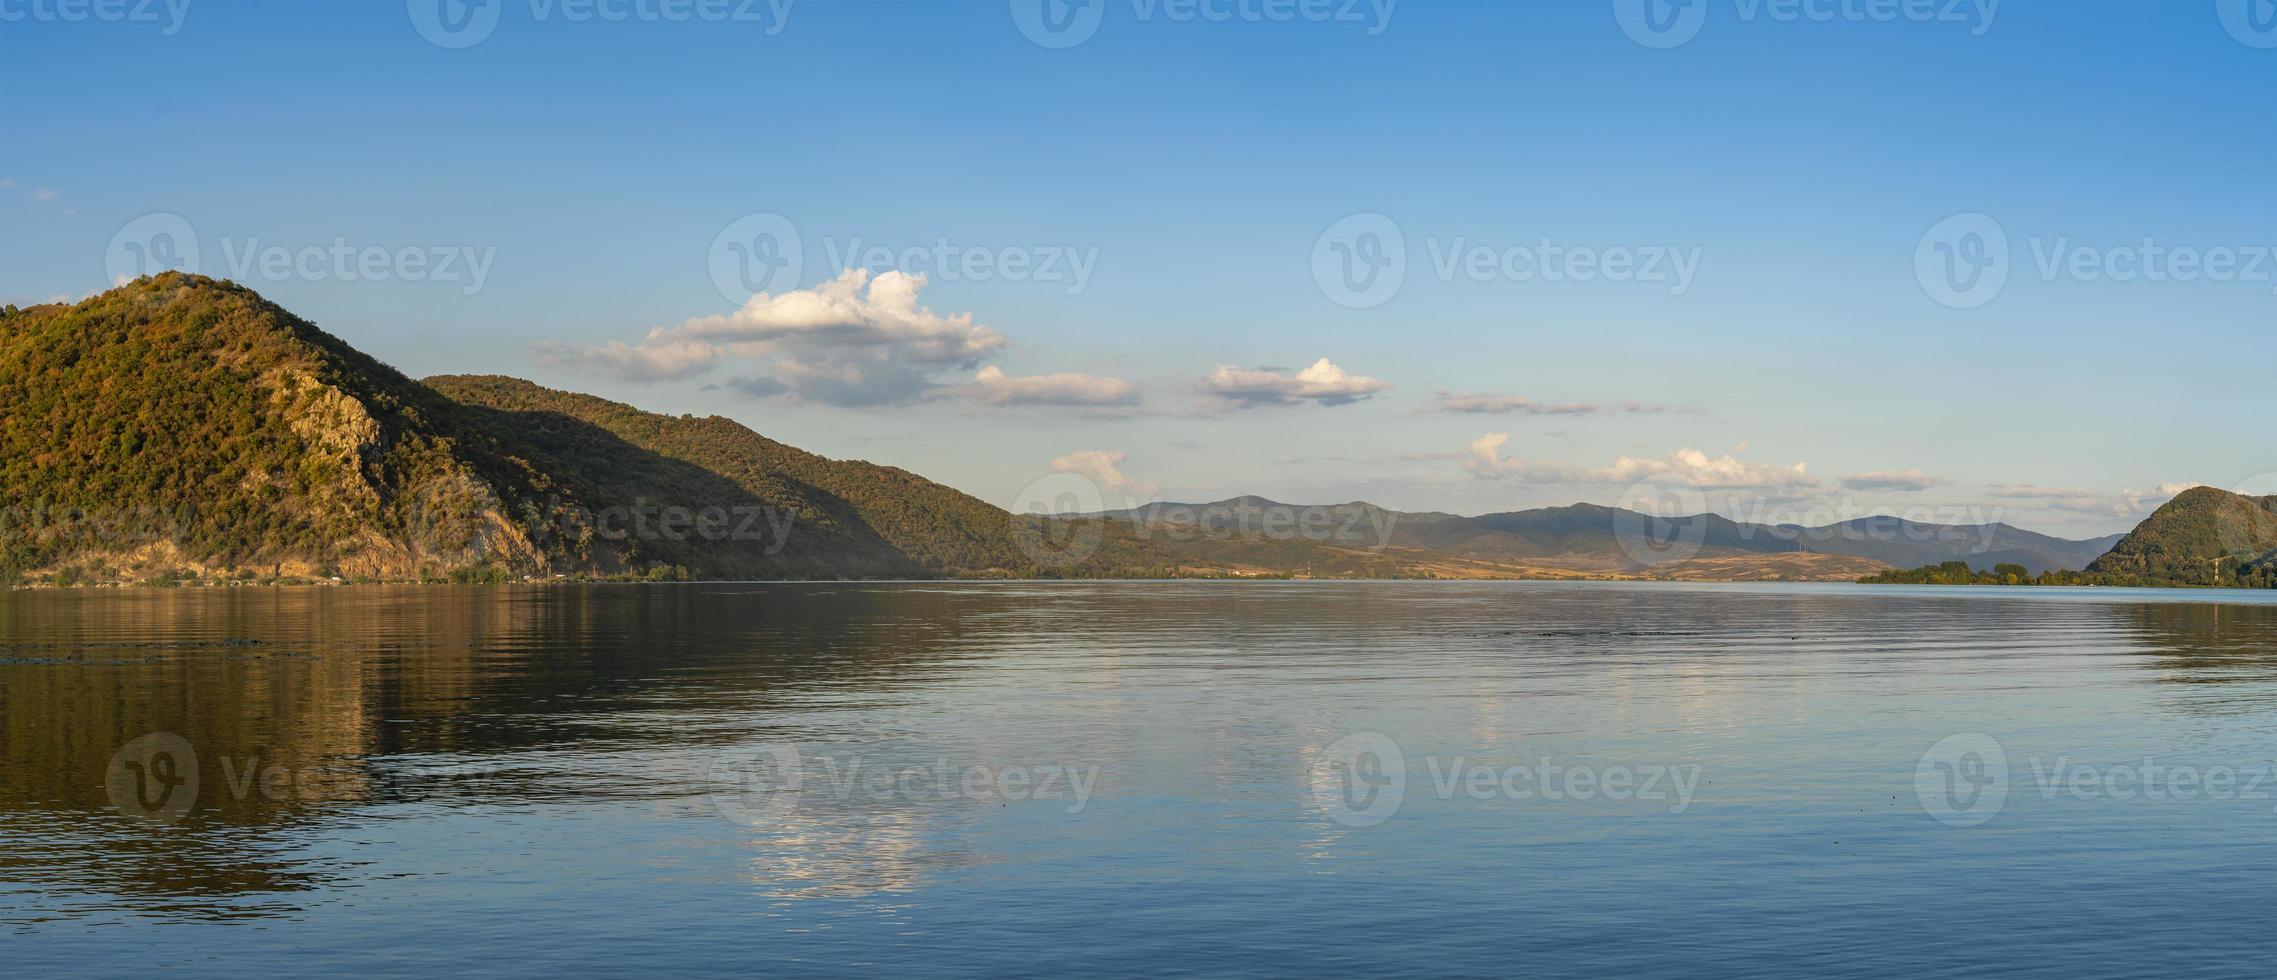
<box><xmin>1097</xmin><ymin>495</ymin><xmax>2119</xmax><ymax>575</ymax></box>
<box><xmin>0</xmin><ymin>276</ymin><xmax>2242</xmax><ymax>587</ymax></box>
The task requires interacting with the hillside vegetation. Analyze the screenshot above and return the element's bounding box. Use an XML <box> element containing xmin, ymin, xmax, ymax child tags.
<box><xmin>0</xmin><ymin>275</ymin><xmax>607</xmax><ymax>583</ymax></box>
<box><xmin>0</xmin><ymin>276</ymin><xmax>1178</xmax><ymax>585</ymax></box>
<box><xmin>1866</xmin><ymin>488</ymin><xmax>2277</xmax><ymax>589</ymax></box>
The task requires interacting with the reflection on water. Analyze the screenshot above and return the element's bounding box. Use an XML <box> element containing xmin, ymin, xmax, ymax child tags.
<box><xmin>5</xmin><ymin>582</ymin><xmax>2277</xmax><ymax>977</ymax></box>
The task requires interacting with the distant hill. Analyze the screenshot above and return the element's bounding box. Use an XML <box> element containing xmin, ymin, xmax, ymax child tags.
<box><xmin>1095</xmin><ymin>497</ymin><xmax>2118</xmax><ymax>579</ymax></box>
<box><xmin>2087</xmin><ymin>487</ymin><xmax>2277</xmax><ymax>585</ymax></box>
<box><xmin>425</xmin><ymin>375</ymin><xmax>1033</xmax><ymax>576</ymax></box>
<box><xmin>1780</xmin><ymin>517</ymin><xmax>2120</xmax><ymax>575</ymax></box>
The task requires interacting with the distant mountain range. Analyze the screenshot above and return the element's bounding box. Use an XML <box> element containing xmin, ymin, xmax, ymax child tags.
<box><xmin>1092</xmin><ymin>497</ymin><xmax>2123</xmax><ymax>582</ymax></box>
<box><xmin>0</xmin><ymin>275</ymin><xmax>2240</xmax><ymax>587</ymax></box>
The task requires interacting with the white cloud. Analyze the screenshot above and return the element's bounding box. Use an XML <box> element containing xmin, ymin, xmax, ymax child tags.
<box><xmin>1841</xmin><ymin>469</ymin><xmax>1950</xmax><ymax>493</ymax></box>
<box><xmin>540</xmin><ymin>269</ymin><xmax>1009</xmax><ymax>406</ymax></box>
<box><xmin>538</xmin><ymin>337</ymin><xmax>719</xmax><ymax>382</ymax></box>
<box><xmin>1050</xmin><ymin>450</ymin><xmax>1154</xmax><ymax>497</ymax></box>
<box><xmin>1431</xmin><ymin>392</ymin><xmax>1685</xmax><ymax>416</ymax></box>
<box><xmin>966</xmin><ymin>365</ymin><xmax>1140</xmax><ymax>408</ymax></box>
<box><xmin>1201</xmin><ymin>358</ymin><xmax>1388</xmax><ymax>408</ymax></box>
<box><xmin>1432</xmin><ymin>392</ymin><xmax>1597</xmax><ymax>416</ymax></box>
<box><xmin>1987</xmin><ymin>482</ymin><xmax>2204</xmax><ymax>517</ymax></box>
<box><xmin>1467</xmin><ymin>434</ymin><xmax>1818</xmax><ymax>491</ymax></box>
<box><xmin>29</xmin><ymin>188</ymin><xmax>56</xmax><ymax>202</ymax></box>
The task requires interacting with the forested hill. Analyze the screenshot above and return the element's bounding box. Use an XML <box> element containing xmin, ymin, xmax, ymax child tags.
<box><xmin>2085</xmin><ymin>487</ymin><xmax>2277</xmax><ymax>585</ymax></box>
<box><xmin>1866</xmin><ymin>487</ymin><xmax>2277</xmax><ymax>589</ymax></box>
<box><xmin>0</xmin><ymin>275</ymin><xmax>1171</xmax><ymax>585</ymax></box>
<box><xmin>423</xmin><ymin>374</ymin><xmax>1047</xmax><ymax>575</ymax></box>
<box><xmin>0</xmin><ymin>274</ymin><xmax>601</xmax><ymax>583</ymax></box>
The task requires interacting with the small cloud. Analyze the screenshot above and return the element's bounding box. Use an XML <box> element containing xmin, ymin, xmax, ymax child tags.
<box><xmin>966</xmin><ymin>365</ymin><xmax>1140</xmax><ymax>408</ymax></box>
<box><xmin>536</xmin><ymin>338</ymin><xmax>718</xmax><ymax>382</ymax></box>
<box><xmin>539</xmin><ymin>269</ymin><xmax>1006</xmax><ymax>407</ymax></box>
<box><xmin>30</xmin><ymin>188</ymin><xmax>56</xmax><ymax>202</ymax></box>
<box><xmin>1468</xmin><ymin>434</ymin><xmax>1818</xmax><ymax>492</ymax></box>
<box><xmin>1200</xmin><ymin>357</ymin><xmax>1388</xmax><ymax>408</ymax></box>
<box><xmin>1841</xmin><ymin>469</ymin><xmax>1949</xmax><ymax>493</ymax></box>
<box><xmin>1050</xmin><ymin>449</ymin><xmax>1154</xmax><ymax>498</ymax></box>
<box><xmin>721</xmin><ymin>375</ymin><xmax>790</xmax><ymax>399</ymax></box>
<box><xmin>1987</xmin><ymin>482</ymin><xmax>2204</xmax><ymax>517</ymax></box>
<box><xmin>1431</xmin><ymin>391</ymin><xmax>1597</xmax><ymax>416</ymax></box>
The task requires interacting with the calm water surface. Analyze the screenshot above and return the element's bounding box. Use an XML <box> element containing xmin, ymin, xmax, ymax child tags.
<box><xmin>6</xmin><ymin>582</ymin><xmax>2277</xmax><ymax>978</ymax></box>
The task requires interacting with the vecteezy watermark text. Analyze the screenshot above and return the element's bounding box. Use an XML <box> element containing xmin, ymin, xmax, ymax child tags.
<box><xmin>1616</xmin><ymin>0</ymin><xmax>2000</xmax><ymax>49</ymax></box>
<box><xmin>1012</xmin><ymin>0</ymin><xmax>1398</xmax><ymax>49</ymax></box>
<box><xmin>1915</xmin><ymin>732</ymin><xmax>2277</xmax><ymax>828</ymax></box>
<box><xmin>408</xmin><ymin>0</ymin><xmax>794</xmax><ymax>49</ymax></box>
<box><xmin>706</xmin><ymin>745</ymin><xmax>1102</xmax><ymax>825</ymax></box>
<box><xmin>707</xmin><ymin>212</ymin><xmax>1102</xmax><ymax>305</ymax></box>
<box><xmin>823</xmin><ymin>237</ymin><xmax>1099</xmax><ymax>296</ymax></box>
<box><xmin>106</xmin><ymin>213</ymin><xmax>498</xmax><ymax>295</ymax></box>
<box><xmin>1006</xmin><ymin>471</ymin><xmax>1401</xmax><ymax>567</ymax></box>
<box><xmin>1317</xmin><ymin>732</ymin><xmax>1704</xmax><ymax>828</ymax></box>
<box><xmin>1312</xmin><ymin>212</ymin><xmax>1703</xmax><ymax>309</ymax></box>
<box><xmin>1915</xmin><ymin>212</ymin><xmax>2277</xmax><ymax>309</ymax></box>
<box><xmin>0</xmin><ymin>0</ymin><xmax>190</xmax><ymax>34</ymax></box>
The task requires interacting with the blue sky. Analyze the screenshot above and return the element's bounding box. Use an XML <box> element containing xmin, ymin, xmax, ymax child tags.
<box><xmin>3</xmin><ymin>0</ymin><xmax>2272</xmax><ymax>535</ymax></box>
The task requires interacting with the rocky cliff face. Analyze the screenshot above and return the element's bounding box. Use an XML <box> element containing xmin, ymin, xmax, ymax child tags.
<box><xmin>0</xmin><ymin>275</ymin><xmax>607</xmax><ymax>584</ymax></box>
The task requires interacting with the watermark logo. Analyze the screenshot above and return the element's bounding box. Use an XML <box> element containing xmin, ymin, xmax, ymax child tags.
<box><xmin>1011</xmin><ymin>0</ymin><xmax>1105</xmax><ymax>47</ymax></box>
<box><xmin>104</xmin><ymin>214</ymin><xmax>498</xmax><ymax>294</ymax></box>
<box><xmin>1618</xmin><ymin>0</ymin><xmax>2000</xmax><ymax>49</ymax></box>
<box><xmin>1319</xmin><ymin>732</ymin><xmax>1706</xmax><ymax>827</ymax></box>
<box><xmin>1009</xmin><ymin>471</ymin><xmax>1110</xmax><ymax>567</ymax></box>
<box><xmin>1014</xmin><ymin>0</ymin><xmax>1396</xmax><ymax>49</ymax></box>
<box><xmin>525</xmin><ymin>499</ymin><xmax>798</xmax><ymax>550</ymax></box>
<box><xmin>704</xmin><ymin>743</ymin><xmax>805</xmax><ymax>826</ymax></box>
<box><xmin>1919</xmin><ymin>733</ymin><xmax>2277</xmax><ymax>827</ymax></box>
<box><xmin>1915</xmin><ymin>732</ymin><xmax>2009</xmax><ymax>827</ymax></box>
<box><xmin>1920</xmin><ymin>213</ymin><xmax>2277</xmax><ymax>308</ymax></box>
<box><xmin>106</xmin><ymin>212</ymin><xmax>201</xmax><ymax>283</ymax></box>
<box><xmin>704</xmin><ymin>746</ymin><xmax>1101</xmax><ymax>824</ymax></box>
<box><xmin>1613</xmin><ymin>476</ymin><xmax>1710</xmax><ymax>568</ymax></box>
<box><xmin>2220</xmin><ymin>0</ymin><xmax>2277</xmax><ymax>47</ymax></box>
<box><xmin>709</xmin><ymin>211</ymin><xmax>805</xmax><ymax>305</ymax></box>
<box><xmin>0</xmin><ymin>0</ymin><xmax>191</xmax><ymax>34</ymax></box>
<box><xmin>104</xmin><ymin>732</ymin><xmax>201</xmax><ymax>824</ymax></box>
<box><xmin>1311</xmin><ymin>212</ymin><xmax>1408</xmax><ymax>309</ymax></box>
<box><xmin>408</xmin><ymin>0</ymin><xmax>503</xmax><ymax>47</ymax></box>
<box><xmin>1315</xmin><ymin>212</ymin><xmax>1703</xmax><ymax>307</ymax></box>
<box><xmin>1005</xmin><ymin>472</ymin><xmax>1404</xmax><ymax>570</ymax></box>
<box><xmin>821</xmin><ymin>237</ymin><xmax>1100</xmax><ymax>296</ymax></box>
<box><xmin>1915</xmin><ymin>212</ymin><xmax>2009</xmax><ymax>309</ymax></box>
<box><xmin>1614</xmin><ymin>0</ymin><xmax>1708</xmax><ymax>48</ymax></box>
<box><xmin>410</xmin><ymin>0</ymin><xmax>794</xmax><ymax>49</ymax></box>
<box><xmin>1319</xmin><ymin>732</ymin><xmax>1407</xmax><ymax>828</ymax></box>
